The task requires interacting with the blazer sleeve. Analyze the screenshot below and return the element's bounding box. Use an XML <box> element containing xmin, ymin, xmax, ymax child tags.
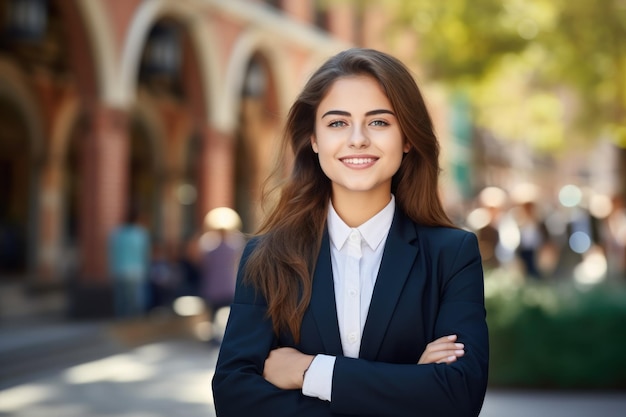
<box><xmin>330</xmin><ymin>231</ymin><xmax>489</xmax><ymax>417</ymax></box>
<box><xmin>211</xmin><ymin>240</ymin><xmax>341</xmax><ymax>417</ymax></box>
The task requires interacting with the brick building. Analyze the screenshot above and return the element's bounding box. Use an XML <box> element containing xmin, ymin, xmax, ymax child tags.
<box><xmin>0</xmin><ymin>0</ymin><xmax>418</xmax><ymax>318</ymax></box>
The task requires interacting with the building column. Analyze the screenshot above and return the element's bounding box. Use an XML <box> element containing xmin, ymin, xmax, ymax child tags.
<box><xmin>34</xmin><ymin>154</ymin><xmax>64</xmax><ymax>286</ymax></box>
<box><xmin>69</xmin><ymin>105</ymin><xmax>129</xmax><ymax>318</ymax></box>
<box><xmin>197</xmin><ymin>125</ymin><xmax>235</xmax><ymax>223</ymax></box>
<box><xmin>160</xmin><ymin>170</ymin><xmax>182</xmax><ymax>246</ymax></box>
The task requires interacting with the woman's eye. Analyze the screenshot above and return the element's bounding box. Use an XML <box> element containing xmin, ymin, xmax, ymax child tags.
<box><xmin>329</xmin><ymin>120</ymin><xmax>347</xmax><ymax>128</ymax></box>
<box><xmin>370</xmin><ymin>120</ymin><xmax>389</xmax><ymax>127</ymax></box>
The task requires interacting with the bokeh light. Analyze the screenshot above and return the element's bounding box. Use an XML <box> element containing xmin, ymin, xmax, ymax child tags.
<box><xmin>479</xmin><ymin>186</ymin><xmax>508</xmax><ymax>208</ymax></box>
<box><xmin>173</xmin><ymin>296</ymin><xmax>205</xmax><ymax>317</ymax></box>
<box><xmin>559</xmin><ymin>185</ymin><xmax>583</xmax><ymax>207</ymax></box>
<box><xmin>204</xmin><ymin>207</ymin><xmax>242</xmax><ymax>231</ymax></box>
<box><xmin>574</xmin><ymin>251</ymin><xmax>607</xmax><ymax>285</ymax></box>
<box><xmin>569</xmin><ymin>231</ymin><xmax>591</xmax><ymax>254</ymax></box>
<box><xmin>467</xmin><ymin>207</ymin><xmax>491</xmax><ymax>230</ymax></box>
<box><xmin>176</xmin><ymin>184</ymin><xmax>197</xmax><ymax>205</ymax></box>
<box><xmin>589</xmin><ymin>194</ymin><xmax>613</xmax><ymax>218</ymax></box>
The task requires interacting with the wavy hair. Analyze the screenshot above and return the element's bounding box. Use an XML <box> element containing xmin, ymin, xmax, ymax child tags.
<box><xmin>244</xmin><ymin>48</ymin><xmax>453</xmax><ymax>341</ymax></box>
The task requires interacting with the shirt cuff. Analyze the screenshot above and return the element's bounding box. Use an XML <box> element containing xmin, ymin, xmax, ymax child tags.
<box><xmin>302</xmin><ymin>354</ymin><xmax>335</xmax><ymax>402</ymax></box>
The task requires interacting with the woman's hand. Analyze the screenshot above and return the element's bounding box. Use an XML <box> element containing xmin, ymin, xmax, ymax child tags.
<box><xmin>263</xmin><ymin>347</ymin><xmax>315</xmax><ymax>390</ymax></box>
<box><xmin>418</xmin><ymin>334</ymin><xmax>465</xmax><ymax>365</ymax></box>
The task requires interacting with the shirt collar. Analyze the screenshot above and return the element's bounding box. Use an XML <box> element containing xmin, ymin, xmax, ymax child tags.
<box><xmin>328</xmin><ymin>195</ymin><xmax>396</xmax><ymax>252</ymax></box>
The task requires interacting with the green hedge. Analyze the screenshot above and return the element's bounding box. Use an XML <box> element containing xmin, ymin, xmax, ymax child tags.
<box><xmin>485</xmin><ymin>271</ymin><xmax>626</xmax><ymax>389</ymax></box>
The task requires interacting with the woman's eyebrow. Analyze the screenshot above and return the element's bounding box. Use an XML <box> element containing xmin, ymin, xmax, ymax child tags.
<box><xmin>366</xmin><ymin>109</ymin><xmax>395</xmax><ymax>117</ymax></box>
<box><xmin>321</xmin><ymin>109</ymin><xmax>395</xmax><ymax>118</ymax></box>
<box><xmin>321</xmin><ymin>110</ymin><xmax>350</xmax><ymax>118</ymax></box>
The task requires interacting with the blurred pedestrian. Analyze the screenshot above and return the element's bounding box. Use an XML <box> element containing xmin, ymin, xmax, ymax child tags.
<box><xmin>108</xmin><ymin>207</ymin><xmax>150</xmax><ymax>318</ymax></box>
<box><xmin>514</xmin><ymin>200</ymin><xmax>550</xmax><ymax>280</ymax></box>
<box><xmin>199</xmin><ymin>207</ymin><xmax>244</xmax><ymax>344</ymax></box>
<box><xmin>147</xmin><ymin>242</ymin><xmax>180</xmax><ymax>312</ymax></box>
<box><xmin>174</xmin><ymin>235</ymin><xmax>201</xmax><ymax>298</ymax></box>
<box><xmin>212</xmin><ymin>48</ymin><xmax>488</xmax><ymax>416</ymax></box>
<box><xmin>470</xmin><ymin>186</ymin><xmax>508</xmax><ymax>270</ymax></box>
<box><xmin>601</xmin><ymin>194</ymin><xmax>626</xmax><ymax>280</ymax></box>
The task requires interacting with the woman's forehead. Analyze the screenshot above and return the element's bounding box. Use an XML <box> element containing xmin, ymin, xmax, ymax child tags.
<box><xmin>317</xmin><ymin>75</ymin><xmax>393</xmax><ymax>115</ymax></box>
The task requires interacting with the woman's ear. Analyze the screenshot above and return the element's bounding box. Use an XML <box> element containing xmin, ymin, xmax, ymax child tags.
<box><xmin>311</xmin><ymin>135</ymin><xmax>318</xmax><ymax>153</ymax></box>
<box><xmin>403</xmin><ymin>141</ymin><xmax>411</xmax><ymax>153</ymax></box>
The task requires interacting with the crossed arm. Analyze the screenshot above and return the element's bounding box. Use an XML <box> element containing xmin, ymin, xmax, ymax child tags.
<box><xmin>213</xmin><ymin>297</ymin><xmax>486</xmax><ymax>417</ymax></box>
<box><xmin>264</xmin><ymin>334</ymin><xmax>466</xmax><ymax>390</ymax></box>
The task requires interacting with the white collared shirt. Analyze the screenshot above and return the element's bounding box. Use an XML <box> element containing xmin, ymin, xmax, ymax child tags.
<box><xmin>302</xmin><ymin>195</ymin><xmax>395</xmax><ymax>401</ymax></box>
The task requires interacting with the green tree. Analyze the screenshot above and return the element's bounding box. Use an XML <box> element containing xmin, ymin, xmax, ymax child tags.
<box><xmin>538</xmin><ymin>0</ymin><xmax>626</xmax><ymax>187</ymax></box>
<box><xmin>374</xmin><ymin>0</ymin><xmax>626</xmax><ymax>192</ymax></box>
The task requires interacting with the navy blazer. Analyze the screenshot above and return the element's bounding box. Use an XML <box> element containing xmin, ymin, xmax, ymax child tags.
<box><xmin>212</xmin><ymin>208</ymin><xmax>489</xmax><ymax>416</ymax></box>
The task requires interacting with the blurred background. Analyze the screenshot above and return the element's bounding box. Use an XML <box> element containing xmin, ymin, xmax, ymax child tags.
<box><xmin>0</xmin><ymin>0</ymin><xmax>625</xmax><ymax>415</ymax></box>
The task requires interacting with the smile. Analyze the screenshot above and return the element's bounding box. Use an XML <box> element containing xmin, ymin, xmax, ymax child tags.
<box><xmin>341</xmin><ymin>157</ymin><xmax>377</xmax><ymax>165</ymax></box>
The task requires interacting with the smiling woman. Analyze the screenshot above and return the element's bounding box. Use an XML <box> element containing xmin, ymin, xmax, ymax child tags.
<box><xmin>311</xmin><ymin>74</ymin><xmax>410</xmax><ymax>226</ymax></box>
<box><xmin>212</xmin><ymin>48</ymin><xmax>489</xmax><ymax>417</ymax></box>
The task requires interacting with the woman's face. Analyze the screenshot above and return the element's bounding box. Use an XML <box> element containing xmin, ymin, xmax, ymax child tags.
<box><xmin>311</xmin><ymin>75</ymin><xmax>409</xmax><ymax>201</ymax></box>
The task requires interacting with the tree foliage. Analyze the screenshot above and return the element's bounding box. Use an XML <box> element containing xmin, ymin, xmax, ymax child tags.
<box><xmin>373</xmin><ymin>0</ymin><xmax>626</xmax><ymax>149</ymax></box>
<box><xmin>539</xmin><ymin>0</ymin><xmax>626</xmax><ymax>139</ymax></box>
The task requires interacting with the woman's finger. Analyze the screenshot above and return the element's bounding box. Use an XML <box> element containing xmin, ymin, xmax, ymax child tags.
<box><xmin>418</xmin><ymin>334</ymin><xmax>465</xmax><ymax>364</ymax></box>
<box><xmin>425</xmin><ymin>342</ymin><xmax>464</xmax><ymax>353</ymax></box>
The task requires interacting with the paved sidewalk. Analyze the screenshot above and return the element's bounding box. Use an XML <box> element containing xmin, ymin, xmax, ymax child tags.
<box><xmin>2</xmin><ymin>335</ymin><xmax>626</xmax><ymax>417</ymax></box>
<box><xmin>480</xmin><ymin>389</ymin><xmax>626</xmax><ymax>417</ymax></box>
<box><xmin>0</xmin><ymin>339</ymin><xmax>219</xmax><ymax>417</ymax></box>
<box><xmin>0</xmin><ymin>312</ymin><xmax>205</xmax><ymax>391</ymax></box>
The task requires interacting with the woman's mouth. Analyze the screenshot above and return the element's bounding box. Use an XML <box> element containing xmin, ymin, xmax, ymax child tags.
<box><xmin>341</xmin><ymin>157</ymin><xmax>376</xmax><ymax>165</ymax></box>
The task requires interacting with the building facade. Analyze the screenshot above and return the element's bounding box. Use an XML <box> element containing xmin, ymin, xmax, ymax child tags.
<box><xmin>0</xmin><ymin>0</ymin><xmax>393</xmax><ymax>317</ymax></box>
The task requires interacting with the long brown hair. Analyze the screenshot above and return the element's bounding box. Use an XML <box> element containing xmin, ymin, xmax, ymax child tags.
<box><xmin>244</xmin><ymin>48</ymin><xmax>454</xmax><ymax>341</ymax></box>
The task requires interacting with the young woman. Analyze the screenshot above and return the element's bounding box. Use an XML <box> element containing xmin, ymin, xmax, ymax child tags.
<box><xmin>212</xmin><ymin>48</ymin><xmax>489</xmax><ymax>417</ymax></box>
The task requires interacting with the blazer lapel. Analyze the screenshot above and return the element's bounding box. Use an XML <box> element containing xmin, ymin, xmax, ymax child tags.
<box><xmin>359</xmin><ymin>209</ymin><xmax>419</xmax><ymax>360</ymax></box>
<box><xmin>310</xmin><ymin>230</ymin><xmax>344</xmax><ymax>356</ymax></box>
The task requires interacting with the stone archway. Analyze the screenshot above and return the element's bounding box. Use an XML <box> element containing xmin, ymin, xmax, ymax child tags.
<box><xmin>234</xmin><ymin>52</ymin><xmax>282</xmax><ymax>233</ymax></box>
<box><xmin>224</xmin><ymin>31</ymin><xmax>289</xmax><ymax>232</ymax></box>
<box><xmin>0</xmin><ymin>59</ymin><xmax>45</xmax><ymax>285</ymax></box>
<box><xmin>0</xmin><ymin>96</ymin><xmax>31</xmax><ymax>278</ymax></box>
<box><xmin>127</xmin><ymin>106</ymin><xmax>164</xmax><ymax>241</ymax></box>
<box><xmin>120</xmin><ymin>1</ymin><xmax>225</xmax><ymax>241</ymax></box>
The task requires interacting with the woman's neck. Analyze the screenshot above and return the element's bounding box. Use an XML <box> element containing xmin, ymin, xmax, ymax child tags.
<box><xmin>331</xmin><ymin>189</ymin><xmax>392</xmax><ymax>228</ymax></box>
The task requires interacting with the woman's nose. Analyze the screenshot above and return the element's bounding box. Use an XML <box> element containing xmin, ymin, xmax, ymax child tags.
<box><xmin>348</xmin><ymin>126</ymin><xmax>369</xmax><ymax>148</ymax></box>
